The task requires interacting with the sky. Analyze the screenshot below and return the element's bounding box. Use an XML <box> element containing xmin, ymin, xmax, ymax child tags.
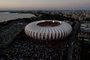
<box><xmin>0</xmin><ymin>0</ymin><xmax>90</xmax><ymax>10</ymax></box>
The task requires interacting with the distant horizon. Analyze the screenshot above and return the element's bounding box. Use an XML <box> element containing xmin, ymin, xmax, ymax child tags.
<box><xmin>0</xmin><ymin>7</ymin><xmax>90</xmax><ymax>11</ymax></box>
<box><xmin>0</xmin><ymin>9</ymin><xmax>90</xmax><ymax>11</ymax></box>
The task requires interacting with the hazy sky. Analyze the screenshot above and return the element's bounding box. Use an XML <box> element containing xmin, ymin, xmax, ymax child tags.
<box><xmin>0</xmin><ymin>0</ymin><xmax>90</xmax><ymax>10</ymax></box>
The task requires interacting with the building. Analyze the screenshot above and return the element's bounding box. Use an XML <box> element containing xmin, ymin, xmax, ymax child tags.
<box><xmin>25</xmin><ymin>20</ymin><xmax>72</xmax><ymax>40</ymax></box>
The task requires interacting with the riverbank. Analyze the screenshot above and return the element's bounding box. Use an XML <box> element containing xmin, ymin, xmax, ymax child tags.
<box><xmin>0</xmin><ymin>12</ymin><xmax>35</xmax><ymax>22</ymax></box>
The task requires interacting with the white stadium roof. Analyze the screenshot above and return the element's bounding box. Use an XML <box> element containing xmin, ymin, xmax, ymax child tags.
<box><xmin>25</xmin><ymin>20</ymin><xmax>72</xmax><ymax>40</ymax></box>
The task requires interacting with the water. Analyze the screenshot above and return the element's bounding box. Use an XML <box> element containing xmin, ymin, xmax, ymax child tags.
<box><xmin>0</xmin><ymin>12</ymin><xmax>35</xmax><ymax>22</ymax></box>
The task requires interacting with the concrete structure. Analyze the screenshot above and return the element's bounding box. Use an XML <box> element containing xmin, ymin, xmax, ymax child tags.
<box><xmin>25</xmin><ymin>20</ymin><xmax>72</xmax><ymax>40</ymax></box>
<box><xmin>80</xmin><ymin>23</ymin><xmax>90</xmax><ymax>33</ymax></box>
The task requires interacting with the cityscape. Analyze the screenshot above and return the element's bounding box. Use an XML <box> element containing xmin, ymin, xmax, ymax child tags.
<box><xmin>0</xmin><ymin>0</ymin><xmax>90</xmax><ymax>60</ymax></box>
